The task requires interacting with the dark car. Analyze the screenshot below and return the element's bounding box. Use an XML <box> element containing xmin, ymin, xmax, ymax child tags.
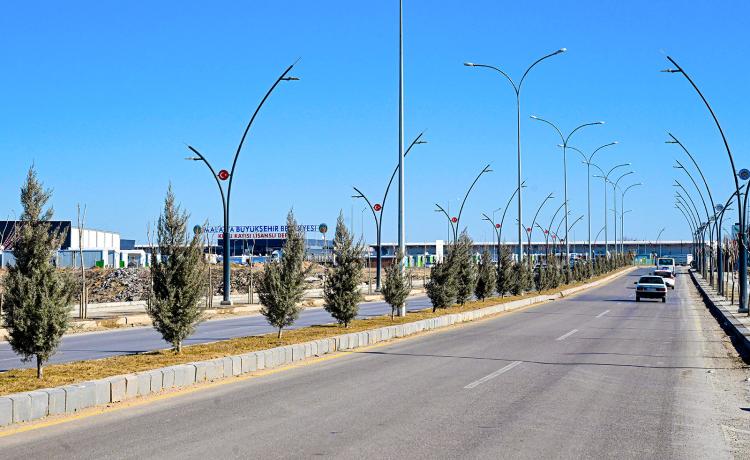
<box><xmin>635</xmin><ymin>276</ymin><xmax>668</xmax><ymax>302</ymax></box>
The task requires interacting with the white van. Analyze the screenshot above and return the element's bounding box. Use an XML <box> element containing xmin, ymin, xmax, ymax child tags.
<box><xmin>656</xmin><ymin>257</ymin><xmax>676</xmax><ymax>275</ymax></box>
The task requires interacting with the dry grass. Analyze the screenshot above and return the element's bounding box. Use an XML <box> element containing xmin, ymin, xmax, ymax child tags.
<box><xmin>0</xmin><ymin>266</ymin><xmax>631</xmax><ymax>395</ymax></box>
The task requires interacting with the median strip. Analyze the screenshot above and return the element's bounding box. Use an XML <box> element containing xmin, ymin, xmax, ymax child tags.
<box><xmin>0</xmin><ymin>265</ymin><xmax>636</xmax><ymax>429</ymax></box>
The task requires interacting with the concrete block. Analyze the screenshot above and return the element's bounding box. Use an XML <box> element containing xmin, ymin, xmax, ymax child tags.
<box><xmin>183</xmin><ymin>365</ymin><xmax>196</xmax><ymax>386</ymax></box>
<box><xmin>0</xmin><ymin>397</ymin><xmax>12</xmax><ymax>426</ymax></box>
<box><xmin>148</xmin><ymin>369</ymin><xmax>163</xmax><ymax>393</ymax></box>
<box><xmin>222</xmin><ymin>357</ymin><xmax>233</xmax><ymax>377</ymax></box>
<box><xmin>161</xmin><ymin>367</ymin><xmax>175</xmax><ymax>389</ymax></box>
<box><xmin>62</xmin><ymin>385</ymin><xmax>80</xmax><ymax>413</ymax></box>
<box><xmin>292</xmin><ymin>345</ymin><xmax>303</xmax><ymax>361</ymax></box>
<box><xmin>203</xmin><ymin>360</ymin><xmax>215</xmax><ymax>380</ymax></box>
<box><xmin>340</xmin><ymin>335</ymin><xmax>349</xmax><ymax>350</ymax></box>
<box><xmin>231</xmin><ymin>356</ymin><xmax>242</xmax><ymax>375</ymax></box>
<box><xmin>329</xmin><ymin>338</ymin><xmax>336</xmax><ymax>352</ymax></box>
<box><xmin>255</xmin><ymin>351</ymin><xmax>266</xmax><ymax>370</ymax></box>
<box><xmin>192</xmin><ymin>362</ymin><xmax>206</xmax><ymax>383</ymax></box>
<box><xmin>8</xmin><ymin>393</ymin><xmax>32</xmax><ymax>423</ymax></box>
<box><xmin>242</xmin><ymin>354</ymin><xmax>257</xmax><ymax>373</ymax></box>
<box><xmin>273</xmin><ymin>348</ymin><xmax>283</xmax><ymax>366</ymax></box>
<box><xmin>76</xmin><ymin>381</ymin><xmax>97</xmax><ymax>409</ymax></box>
<box><xmin>27</xmin><ymin>391</ymin><xmax>49</xmax><ymax>420</ymax></box>
<box><xmin>44</xmin><ymin>388</ymin><xmax>65</xmax><ymax>416</ymax></box>
<box><xmin>317</xmin><ymin>339</ymin><xmax>327</xmax><ymax>355</ymax></box>
<box><xmin>110</xmin><ymin>377</ymin><xmax>127</xmax><ymax>402</ymax></box>
<box><xmin>304</xmin><ymin>343</ymin><xmax>312</xmax><ymax>358</ymax></box>
<box><xmin>207</xmin><ymin>359</ymin><xmax>222</xmax><ymax>378</ymax></box>
<box><xmin>311</xmin><ymin>341</ymin><xmax>319</xmax><ymax>356</ymax></box>
<box><xmin>284</xmin><ymin>346</ymin><xmax>293</xmax><ymax>363</ymax></box>
<box><xmin>125</xmin><ymin>375</ymin><xmax>139</xmax><ymax>399</ymax></box>
<box><xmin>93</xmin><ymin>380</ymin><xmax>109</xmax><ymax>406</ymax></box>
<box><xmin>172</xmin><ymin>365</ymin><xmax>186</xmax><ymax>387</ymax></box>
<box><xmin>136</xmin><ymin>372</ymin><xmax>151</xmax><ymax>395</ymax></box>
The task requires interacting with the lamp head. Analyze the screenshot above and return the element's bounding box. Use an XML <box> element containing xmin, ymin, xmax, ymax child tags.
<box><xmin>557</xmin><ymin>48</ymin><xmax>567</xmax><ymax>53</ymax></box>
<box><xmin>530</xmin><ymin>116</ymin><xmax>538</xmax><ymax>119</ymax></box>
<box><xmin>463</xmin><ymin>62</ymin><xmax>475</xmax><ymax>67</ymax></box>
<box><xmin>661</xmin><ymin>69</ymin><xmax>682</xmax><ymax>73</ymax></box>
<box><xmin>185</xmin><ymin>157</ymin><xmax>200</xmax><ymax>161</ymax></box>
<box><xmin>416</xmin><ymin>141</ymin><xmax>427</xmax><ymax>144</ymax></box>
<box><xmin>282</xmin><ymin>77</ymin><xmax>300</xmax><ymax>81</ymax></box>
<box><xmin>598</xmin><ymin>122</ymin><xmax>605</xmax><ymax>124</ymax></box>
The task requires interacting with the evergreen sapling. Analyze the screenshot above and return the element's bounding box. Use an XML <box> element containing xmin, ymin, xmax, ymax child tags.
<box><xmin>1</xmin><ymin>166</ymin><xmax>76</xmax><ymax>378</ymax></box>
<box><xmin>382</xmin><ymin>249</ymin><xmax>411</xmax><ymax>319</ymax></box>
<box><xmin>147</xmin><ymin>185</ymin><xmax>206</xmax><ymax>353</ymax></box>
<box><xmin>258</xmin><ymin>208</ymin><xmax>314</xmax><ymax>338</ymax></box>
<box><xmin>323</xmin><ymin>212</ymin><xmax>365</xmax><ymax>327</ymax></box>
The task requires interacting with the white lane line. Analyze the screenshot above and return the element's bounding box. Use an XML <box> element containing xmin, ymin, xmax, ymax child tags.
<box><xmin>464</xmin><ymin>361</ymin><xmax>523</xmax><ymax>389</ymax></box>
<box><xmin>556</xmin><ymin>329</ymin><xmax>578</xmax><ymax>341</ymax></box>
<box><xmin>596</xmin><ymin>310</ymin><xmax>610</xmax><ymax>318</ymax></box>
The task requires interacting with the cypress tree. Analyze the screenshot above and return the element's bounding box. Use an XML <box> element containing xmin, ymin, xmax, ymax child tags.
<box><xmin>323</xmin><ymin>212</ymin><xmax>365</xmax><ymax>327</ymax></box>
<box><xmin>548</xmin><ymin>255</ymin><xmax>561</xmax><ymax>289</ymax></box>
<box><xmin>258</xmin><ymin>208</ymin><xmax>313</xmax><ymax>338</ymax></box>
<box><xmin>2</xmin><ymin>166</ymin><xmax>76</xmax><ymax>378</ymax></box>
<box><xmin>425</xmin><ymin>253</ymin><xmax>457</xmax><ymax>312</ymax></box>
<box><xmin>382</xmin><ymin>249</ymin><xmax>410</xmax><ymax>320</ymax></box>
<box><xmin>535</xmin><ymin>263</ymin><xmax>548</xmax><ymax>293</ymax></box>
<box><xmin>454</xmin><ymin>229</ymin><xmax>476</xmax><ymax>306</ymax></box>
<box><xmin>474</xmin><ymin>245</ymin><xmax>496</xmax><ymax>302</ymax></box>
<box><xmin>147</xmin><ymin>185</ymin><xmax>206</xmax><ymax>353</ymax></box>
<box><xmin>496</xmin><ymin>245</ymin><xmax>515</xmax><ymax>298</ymax></box>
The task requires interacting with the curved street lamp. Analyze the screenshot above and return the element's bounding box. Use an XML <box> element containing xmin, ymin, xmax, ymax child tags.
<box><xmin>524</xmin><ymin>192</ymin><xmax>555</xmax><ymax>262</ymax></box>
<box><xmin>352</xmin><ymin>130</ymin><xmax>427</xmax><ymax>290</ymax></box>
<box><xmin>464</xmin><ymin>48</ymin><xmax>566</xmax><ymax>264</ymax></box>
<box><xmin>185</xmin><ymin>60</ymin><xmax>300</xmax><ymax>305</ymax></box>
<box><xmin>661</xmin><ymin>51</ymin><xmax>748</xmax><ymax>312</ymax></box>
<box><xmin>530</xmin><ymin>116</ymin><xmax>603</xmax><ymax>261</ymax></box>
<box><xmin>567</xmin><ymin>142</ymin><xmax>617</xmax><ymax>261</ymax></box>
<box><xmin>592</xmin><ymin>163</ymin><xmax>631</xmax><ymax>256</ymax></box>
<box><xmin>619</xmin><ymin>183</ymin><xmax>642</xmax><ymax>254</ymax></box>
<box><xmin>435</xmin><ymin>163</ymin><xmax>493</xmax><ymax>243</ymax></box>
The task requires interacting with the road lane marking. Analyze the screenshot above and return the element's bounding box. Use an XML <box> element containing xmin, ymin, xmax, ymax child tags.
<box><xmin>464</xmin><ymin>361</ymin><xmax>523</xmax><ymax>389</ymax></box>
<box><xmin>556</xmin><ymin>329</ymin><xmax>578</xmax><ymax>341</ymax></box>
<box><xmin>596</xmin><ymin>310</ymin><xmax>610</xmax><ymax>318</ymax></box>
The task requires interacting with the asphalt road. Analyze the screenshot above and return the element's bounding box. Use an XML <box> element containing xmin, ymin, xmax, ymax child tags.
<box><xmin>0</xmin><ymin>267</ymin><xmax>732</xmax><ymax>458</ymax></box>
<box><xmin>0</xmin><ymin>293</ymin><xmax>438</xmax><ymax>371</ymax></box>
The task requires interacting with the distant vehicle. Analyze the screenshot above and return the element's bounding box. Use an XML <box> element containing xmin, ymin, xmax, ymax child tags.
<box><xmin>653</xmin><ymin>270</ymin><xmax>675</xmax><ymax>289</ymax></box>
<box><xmin>674</xmin><ymin>254</ymin><xmax>693</xmax><ymax>266</ymax></box>
<box><xmin>635</xmin><ymin>275</ymin><xmax>668</xmax><ymax>302</ymax></box>
<box><xmin>656</xmin><ymin>257</ymin><xmax>676</xmax><ymax>275</ymax></box>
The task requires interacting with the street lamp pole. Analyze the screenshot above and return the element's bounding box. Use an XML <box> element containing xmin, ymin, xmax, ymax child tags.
<box><xmin>567</xmin><ymin>143</ymin><xmax>618</xmax><ymax>261</ymax></box>
<box><xmin>609</xmin><ymin>171</ymin><xmax>635</xmax><ymax>255</ymax></box>
<box><xmin>656</xmin><ymin>228</ymin><xmax>666</xmax><ymax>258</ymax></box>
<box><xmin>435</xmin><ymin>164</ymin><xmax>493</xmax><ymax>243</ymax></box>
<box><xmin>465</xmin><ymin>48</ymin><xmax>566</xmax><ymax>265</ymax></box>
<box><xmin>530</xmin><ymin>117</ymin><xmax>603</xmax><ymax>263</ymax></box>
<box><xmin>619</xmin><ymin>183</ymin><xmax>642</xmax><ymax>254</ymax></box>
<box><xmin>352</xmin><ymin>131</ymin><xmax>426</xmax><ymax>291</ymax></box>
<box><xmin>661</xmin><ymin>51</ymin><xmax>748</xmax><ymax>312</ymax></box>
<box><xmin>185</xmin><ymin>61</ymin><xmax>300</xmax><ymax>305</ymax></box>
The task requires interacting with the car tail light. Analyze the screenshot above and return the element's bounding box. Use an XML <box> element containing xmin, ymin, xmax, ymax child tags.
<box><xmin>658</xmin><ymin>287</ymin><xmax>666</xmax><ymax>292</ymax></box>
<box><xmin>637</xmin><ymin>286</ymin><xmax>645</xmax><ymax>291</ymax></box>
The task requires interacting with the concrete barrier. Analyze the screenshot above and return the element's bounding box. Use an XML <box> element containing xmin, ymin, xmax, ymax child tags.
<box><xmin>45</xmin><ymin>388</ymin><xmax>65</xmax><ymax>415</ymax></box>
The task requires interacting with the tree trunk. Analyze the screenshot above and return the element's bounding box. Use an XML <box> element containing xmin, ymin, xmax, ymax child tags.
<box><xmin>278</xmin><ymin>328</ymin><xmax>283</xmax><ymax>339</ymax></box>
<box><xmin>176</xmin><ymin>341</ymin><xmax>182</xmax><ymax>353</ymax></box>
<box><xmin>37</xmin><ymin>355</ymin><xmax>43</xmax><ymax>379</ymax></box>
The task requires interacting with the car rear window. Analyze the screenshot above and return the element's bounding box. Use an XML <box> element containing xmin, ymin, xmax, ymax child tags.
<box><xmin>640</xmin><ymin>277</ymin><xmax>665</xmax><ymax>284</ymax></box>
<box><xmin>658</xmin><ymin>259</ymin><xmax>674</xmax><ymax>265</ymax></box>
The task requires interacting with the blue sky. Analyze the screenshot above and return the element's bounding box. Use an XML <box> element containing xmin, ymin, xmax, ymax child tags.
<box><xmin>1</xmin><ymin>1</ymin><xmax>748</xmax><ymax>247</ymax></box>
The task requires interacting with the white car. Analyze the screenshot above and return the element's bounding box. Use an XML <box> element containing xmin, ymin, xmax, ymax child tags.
<box><xmin>635</xmin><ymin>275</ymin><xmax>668</xmax><ymax>302</ymax></box>
<box><xmin>653</xmin><ymin>270</ymin><xmax>675</xmax><ymax>289</ymax></box>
